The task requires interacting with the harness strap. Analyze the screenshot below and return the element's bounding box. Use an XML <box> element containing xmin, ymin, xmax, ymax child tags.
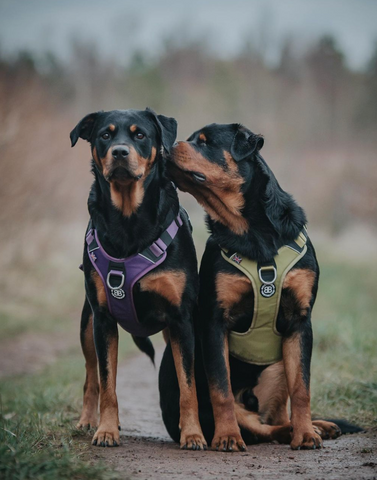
<box><xmin>221</xmin><ymin>227</ymin><xmax>308</xmax><ymax>365</ymax></box>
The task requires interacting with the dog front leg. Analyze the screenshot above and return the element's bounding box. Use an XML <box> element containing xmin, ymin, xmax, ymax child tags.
<box><xmin>202</xmin><ymin>319</ymin><xmax>246</xmax><ymax>452</ymax></box>
<box><xmin>283</xmin><ymin>316</ymin><xmax>323</xmax><ymax>450</ymax></box>
<box><xmin>77</xmin><ymin>298</ymin><xmax>99</xmax><ymax>429</ymax></box>
<box><xmin>169</xmin><ymin>315</ymin><xmax>206</xmax><ymax>450</ymax></box>
<box><xmin>91</xmin><ymin>307</ymin><xmax>120</xmax><ymax>447</ymax></box>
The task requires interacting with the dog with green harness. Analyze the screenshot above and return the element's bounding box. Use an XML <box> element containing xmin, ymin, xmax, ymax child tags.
<box><xmin>159</xmin><ymin>122</ymin><xmax>361</xmax><ymax>452</ymax></box>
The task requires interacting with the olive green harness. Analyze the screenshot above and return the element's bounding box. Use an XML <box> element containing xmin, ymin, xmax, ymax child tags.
<box><xmin>220</xmin><ymin>228</ymin><xmax>308</xmax><ymax>365</ymax></box>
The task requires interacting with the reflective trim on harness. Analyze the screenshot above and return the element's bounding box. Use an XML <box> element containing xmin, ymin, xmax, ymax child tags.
<box><xmin>220</xmin><ymin>228</ymin><xmax>308</xmax><ymax>365</ymax></box>
<box><xmin>84</xmin><ymin>211</ymin><xmax>182</xmax><ymax>337</ymax></box>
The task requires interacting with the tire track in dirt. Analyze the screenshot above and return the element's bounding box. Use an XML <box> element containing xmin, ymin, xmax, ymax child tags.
<box><xmin>89</xmin><ymin>346</ymin><xmax>377</xmax><ymax>480</ymax></box>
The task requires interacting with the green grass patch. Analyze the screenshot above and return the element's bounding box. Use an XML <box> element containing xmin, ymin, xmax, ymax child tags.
<box><xmin>0</xmin><ymin>330</ymin><xmax>138</xmax><ymax>480</ymax></box>
<box><xmin>311</xmin><ymin>259</ymin><xmax>377</xmax><ymax>427</ymax></box>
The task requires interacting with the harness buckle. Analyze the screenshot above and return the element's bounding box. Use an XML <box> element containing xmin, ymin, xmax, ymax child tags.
<box><xmin>107</xmin><ymin>270</ymin><xmax>125</xmax><ymax>290</ymax></box>
<box><xmin>258</xmin><ymin>266</ymin><xmax>277</xmax><ymax>285</ymax></box>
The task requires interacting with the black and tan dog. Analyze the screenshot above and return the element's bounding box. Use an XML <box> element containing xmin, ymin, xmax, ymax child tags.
<box><xmin>70</xmin><ymin>108</ymin><xmax>206</xmax><ymax>449</ymax></box>
<box><xmin>160</xmin><ymin>123</ymin><xmax>360</xmax><ymax>451</ymax></box>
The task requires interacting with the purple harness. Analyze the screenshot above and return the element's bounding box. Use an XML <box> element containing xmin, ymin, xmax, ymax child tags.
<box><xmin>85</xmin><ymin>213</ymin><xmax>183</xmax><ymax>337</ymax></box>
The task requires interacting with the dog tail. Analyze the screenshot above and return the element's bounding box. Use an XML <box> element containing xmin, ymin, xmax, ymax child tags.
<box><xmin>132</xmin><ymin>335</ymin><xmax>155</xmax><ymax>366</ymax></box>
<box><xmin>320</xmin><ymin>419</ymin><xmax>364</xmax><ymax>434</ymax></box>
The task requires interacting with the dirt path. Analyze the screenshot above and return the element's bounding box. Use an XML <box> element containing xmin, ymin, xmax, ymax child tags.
<box><xmin>90</xmin><ymin>346</ymin><xmax>377</xmax><ymax>480</ymax></box>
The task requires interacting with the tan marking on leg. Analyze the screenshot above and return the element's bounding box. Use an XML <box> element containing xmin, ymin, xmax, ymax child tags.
<box><xmin>139</xmin><ymin>271</ymin><xmax>186</xmax><ymax>307</ymax></box>
<box><xmin>283</xmin><ymin>335</ymin><xmax>322</xmax><ymax>449</ymax></box>
<box><xmin>92</xmin><ymin>271</ymin><xmax>107</xmax><ymax>307</ymax></box>
<box><xmin>170</xmin><ymin>337</ymin><xmax>206</xmax><ymax>449</ymax></box>
<box><xmin>93</xmin><ymin>330</ymin><xmax>120</xmax><ymax>446</ymax></box>
<box><xmin>283</xmin><ymin>269</ymin><xmax>316</xmax><ymax>312</ymax></box>
<box><xmin>77</xmin><ymin>314</ymin><xmax>99</xmax><ymax>429</ymax></box>
<box><xmin>253</xmin><ymin>361</ymin><xmax>290</xmax><ymax>425</ymax></box>
<box><xmin>209</xmin><ymin>336</ymin><xmax>246</xmax><ymax>451</ymax></box>
<box><xmin>215</xmin><ymin>272</ymin><xmax>252</xmax><ymax>318</ymax></box>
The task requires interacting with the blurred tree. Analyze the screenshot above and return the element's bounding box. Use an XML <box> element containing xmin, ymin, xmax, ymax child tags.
<box><xmin>354</xmin><ymin>41</ymin><xmax>377</xmax><ymax>137</ymax></box>
<box><xmin>304</xmin><ymin>35</ymin><xmax>346</xmax><ymax>145</ymax></box>
<box><xmin>277</xmin><ymin>37</ymin><xmax>300</xmax><ymax>84</ymax></box>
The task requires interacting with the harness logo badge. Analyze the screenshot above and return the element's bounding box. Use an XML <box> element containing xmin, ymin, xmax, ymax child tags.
<box><xmin>111</xmin><ymin>288</ymin><xmax>126</xmax><ymax>300</ymax></box>
<box><xmin>232</xmin><ymin>253</ymin><xmax>243</xmax><ymax>265</ymax></box>
<box><xmin>260</xmin><ymin>283</ymin><xmax>276</xmax><ymax>298</ymax></box>
<box><xmin>90</xmin><ymin>252</ymin><xmax>97</xmax><ymax>262</ymax></box>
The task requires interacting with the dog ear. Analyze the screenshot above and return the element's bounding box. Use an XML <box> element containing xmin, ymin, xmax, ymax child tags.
<box><xmin>145</xmin><ymin>107</ymin><xmax>178</xmax><ymax>154</ymax></box>
<box><xmin>230</xmin><ymin>126</ymin><xmax>264</xmax><ymax>162</ymax></box>
<box><xmin>257</xmin><ymin>154</ymin><xmax>307</xmax><ymax>236</ymax></box>
<box><xmin>70</xmin><ymin>112</ymin><xmax>101</xmax><ymax>147</ymax></box>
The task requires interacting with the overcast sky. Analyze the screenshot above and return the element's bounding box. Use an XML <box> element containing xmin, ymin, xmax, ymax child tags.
<box><xmin>0</xmin><ymin>0</ymin><xmax>376</xmax><ymax>70</ymax></box>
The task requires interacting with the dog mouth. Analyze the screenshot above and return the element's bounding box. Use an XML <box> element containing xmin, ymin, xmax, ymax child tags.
<box><xmin>106</xmin><ymin>166</ymin><xmax>142</xmax><ymax>183</ymax></box>
<box><xmin>167</xmin><ymin>159</ymin><xmax>206</xmax><ymax>184</ymax></box>
<box><xmin>191</xmin><ymin>171</ymin><xmax>206</xmax><ymax>183</ymax></box>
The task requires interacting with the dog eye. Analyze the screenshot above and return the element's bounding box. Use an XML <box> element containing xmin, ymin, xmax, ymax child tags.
<box><xmin>136</xmin><ymin>133</ymin><xmax>145</xmax><ymax>140</ymax></box>
<box><xmin>102</xmin><ymin>133</ymin><xmax>110</xmax><ymax>140</ymax></box>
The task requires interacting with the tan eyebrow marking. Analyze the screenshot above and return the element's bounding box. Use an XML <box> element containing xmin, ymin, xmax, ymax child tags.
<box><xmin>130</xmin><ymin>124</ymin><xmax>137</xmax><ymax>133</ymax></box>
<box><xmin>108</xmin><ymin>124</ymin><xmax>116</xmax><ymax>132</ymax></box>
<box><xmin>199</xmin><ymin>133</ymin><xmax>207</xmax><ymax>142</ymax></box>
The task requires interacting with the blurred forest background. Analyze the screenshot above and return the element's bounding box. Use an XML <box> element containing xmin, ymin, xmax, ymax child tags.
<box><xmin>1</xmin><ymin>6</ymin><xmax>377</xmax><ymax>322</ymax></box>
<box><xmin>0</xmin><ymin>0</ymin><xmax>376</xmax><ymax>365</ymax></box>
<box><xmin>0</xmin><ymin>1</ymin><xmax>376</xmax><ymax>476</ymax></box>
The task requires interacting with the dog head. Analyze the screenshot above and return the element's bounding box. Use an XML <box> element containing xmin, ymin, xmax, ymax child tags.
<box><xmin>167</xmin><ymin>123</ymin><xmax>264</xmax><ymax>234</ymax></box>
<box><xmin>70</xmin><ymin>108</ymin><xmax>177</xmax><ymax>186</ymax></box>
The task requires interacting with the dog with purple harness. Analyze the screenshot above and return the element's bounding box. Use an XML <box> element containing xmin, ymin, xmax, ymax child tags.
<box><xmin>70</xmin><ymin>108</ymin><xmax>206</xmax><ymax>449</ymax></box>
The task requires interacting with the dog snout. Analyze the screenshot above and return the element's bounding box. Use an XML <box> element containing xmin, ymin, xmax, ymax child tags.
<box><xmin>112</xmin><ymin>145</ymin><xmax>130</xmax><ymax>160</ymax></box>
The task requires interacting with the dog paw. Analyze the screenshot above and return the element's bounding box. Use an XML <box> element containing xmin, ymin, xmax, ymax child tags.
<box><xmin>211</xmin><ymin>431</ymin><xmax>247</xmax><ymax>452</ymax></box>
<box><xmin>271</xmin><ymin>424</ymin><xmax>292</xmax><ymax>444</ymax></box>
<box><xmin>92</xmin><ymin>423</ymin><xmax>120</xmax><ymax>447</ymax></box>
<box><xmin>76</xmin><ymin>413</ymin><xmax>98</xmax><ymax>430</ymax></box>
<box><xmin>180</xmin><ymin>432</ymin><xmax>207</xmax><ymax>451</ymax></box>
<box><xmin>312</xmin><ymin>420</ymin><xmax>342</xmax><ymax>440</ymax></box>
<box><xmin>291</xmin><ymin>429</ymin><xmax>323</xmax><ymax>450</ymax></box>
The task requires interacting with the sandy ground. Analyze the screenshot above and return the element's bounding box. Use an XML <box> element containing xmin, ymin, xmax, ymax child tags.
<box><xmin>88</xmin><ymin>347</ymin><xmax>377</xmax><ymax>480</ymax></box>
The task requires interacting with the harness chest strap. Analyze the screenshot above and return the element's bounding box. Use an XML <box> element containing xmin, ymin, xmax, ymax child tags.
<box><xmin>220</xmin><ymin>228</ymin><xmax>308</xmax><ymax>365</ymax></box>
<box><xmin>85</xmin><ymin>212</ymin><xmax>183</xmax><ymax>338</ymax></box>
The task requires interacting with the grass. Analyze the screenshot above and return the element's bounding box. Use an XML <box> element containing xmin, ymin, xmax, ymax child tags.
<box><xmin>0</xmin><ymin>254</ymin><xmax>376</xmax><ymax>478</ymax></box>
<box><xmin>0</xmin><ymin>255</ymin><xmax>138</xmax><ymax>479</ymax></box>
<box><xmin>0</xmin><ymin>354</ymin><xmax>112</xmax><ymax>479</ymax></box>
<box><xmin>311</xmin><ymin>258</ymin><xmax>377</xmax><ymax>427</ymax></box>
<box><xmin>0</xmin><ymin>329</ymin><xmax>138</xmax><ymax>480</ymax></box>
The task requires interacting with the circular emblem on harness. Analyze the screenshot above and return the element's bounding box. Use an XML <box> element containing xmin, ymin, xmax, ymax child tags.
<box><xmin>111</xmin><ymin>288</ymin><xmax>126</xmax><ymax>300</ymax></box>
<box><xmin>260</xmin><ymin>283</ymin><xmax>276</xmax><ymax>298</ymax></box>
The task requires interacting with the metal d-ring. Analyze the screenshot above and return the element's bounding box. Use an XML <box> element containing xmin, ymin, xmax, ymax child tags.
<box><xmin>258</xmin><ymin>266</ymin><xmax>277</xmax><ymax>285</ymax></box>
<box><xmin>106</xmin><ymin>270</ymin><xmax>125</xmax><ymax>290</ymax></box>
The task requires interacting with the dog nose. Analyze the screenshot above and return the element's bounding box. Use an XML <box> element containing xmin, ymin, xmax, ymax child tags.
<box><xmin>112</xmin><ymin>145</ymin><xmax>129</xmax><ymax>159</ymax></box>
